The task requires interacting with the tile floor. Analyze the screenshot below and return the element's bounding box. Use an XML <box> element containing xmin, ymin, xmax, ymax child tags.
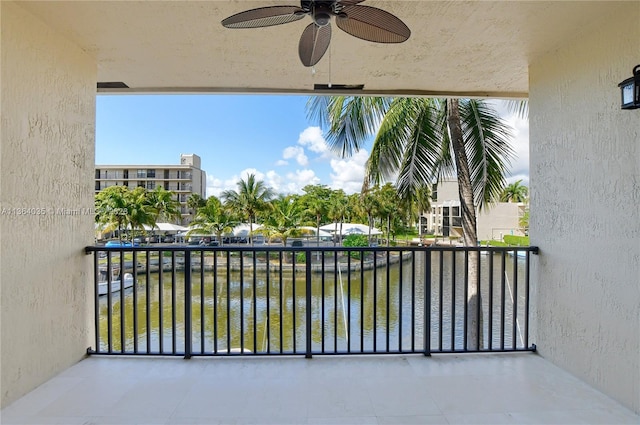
<box><xmin>1</xmin><ymin>353</ymin><xmax>638</xmax><ymax>424</ymax></box>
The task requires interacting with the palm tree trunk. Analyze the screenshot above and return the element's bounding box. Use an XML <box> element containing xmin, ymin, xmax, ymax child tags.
<box><xmin>447</xmin><ymin>98</ymin><xmax>482</xmax><ymax>350</ymax></box>
<box><xmin>249</xmin><ymin>216</ymin><xmax>254</xmax><ymax>246</ymax></box>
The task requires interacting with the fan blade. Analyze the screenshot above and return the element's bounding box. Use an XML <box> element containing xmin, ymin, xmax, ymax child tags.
<box><xmin>338</xmin><ymin>0</ymin><xmax>366</xmax><ymax>5</ymax></box>
<box><xmin>298</xmin><ymin>23</ymin><xmax>332</xmax><ymax>67</ymax></box>
<box><xmin>221</xmin><ymin>6</ymin><xmax>305</xmax><ymax>28</ymax></box>
<box><xmin>336</xmin><ymin>5</ymin><xmax>410</xmax><ymax>43</ymax></box>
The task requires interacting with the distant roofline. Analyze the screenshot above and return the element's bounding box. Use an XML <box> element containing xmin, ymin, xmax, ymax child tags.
<box><xmin>96</xmin><ymin>164</ymin><xmax>202</xmax><ymax>170</ymax></box>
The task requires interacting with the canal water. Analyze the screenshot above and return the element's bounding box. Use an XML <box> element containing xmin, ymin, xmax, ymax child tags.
<box><xmin>97</xmin><ymin>251</ymin><xmax>529</xmax><ymax>354</ymax></box>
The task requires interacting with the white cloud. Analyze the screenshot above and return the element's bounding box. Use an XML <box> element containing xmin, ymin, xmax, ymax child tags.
<box><xmin>487</xmin><ymin>100</ymin><xmax>530</xmax><ymax>186</ymax></box>
<box><xmin>275</xmin><ymin>159</ymin><xmax>288</xmax><ymax>166</ymax></box>
<box><xmin>502</xmin><ymin>112</ymin><xmax>530</xmax><ymax>187</ymax></box>
<box><xmin>285</xmin><ymin>169</ymin><xmax>321</xmax><ymax>194</ymax></box>
<box><xmin>298</xmin><ymin>126</ymin><xmax>329</xmax><ymax>156</ymax></box>
<box><xmin>206</xmin><ymin>175</ymin><xmax>225</xmax><ymax>198</ymax></box>
<box><xmin>329</xmin><ymin>149</ymin><xmax>369</xmax><ymax>194</ymax></box>
<box><xmin>282</xmin><ymin>146</ymin><xmax>309</xmax><ymax>166</ymax></box>
<box><xmin>206</xmin><ymin>167</ymin><xmax>321</xmax><ymax>198</ymax></box>
<box><xmin>206</xmin><ymin>168</ymin><xmax>265</xmax><ymax>198</ymax></box>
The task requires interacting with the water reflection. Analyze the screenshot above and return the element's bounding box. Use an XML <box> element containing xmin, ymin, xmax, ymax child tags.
<box><xmin>98</xmin><ymin>251</ymin><xmax>529</xmax><ymax>354</ymax></box>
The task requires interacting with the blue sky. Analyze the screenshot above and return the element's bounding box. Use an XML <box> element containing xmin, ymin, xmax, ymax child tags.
<box><xmin>96</xmin><ymin>95</ymin><xmax>529</xmax><ymax>198</ymax></box>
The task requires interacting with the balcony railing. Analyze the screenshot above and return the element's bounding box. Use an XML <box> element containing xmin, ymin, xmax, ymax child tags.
<box><xmin>85</xmin><ymin>245</ymin><xmax>538</xmax><ymax>358</ymax></box>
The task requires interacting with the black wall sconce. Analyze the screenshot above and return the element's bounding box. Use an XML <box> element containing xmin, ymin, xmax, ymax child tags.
<box><xmin>618</xmin><ymin>65</ymin><xmax>640</xmax><ymax>110</ymax></box>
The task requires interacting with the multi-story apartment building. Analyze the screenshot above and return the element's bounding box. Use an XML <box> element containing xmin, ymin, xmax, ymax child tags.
<box><xmin>422</xmin><ymin>179</ymin><xmax>526</xmax><ymax>241</ymax></box>
<box><xmin>95</xmin><ymin>154</ymin><xmax>206</xmax><ymax>224</ymax></box>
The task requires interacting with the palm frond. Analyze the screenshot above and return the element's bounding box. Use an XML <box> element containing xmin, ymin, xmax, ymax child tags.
<box><xmin>504</xmin><ymin>99</ymin><xmax>529</xmax><ymax>119</ymax></box>
<box><xmin>460</xmin><ymin>99</ymin><xmax>515</xmax><ymax>209</ymax></box>
<box><xmin>306</xmin><ymin>96</ymin><xmax>392</xmax><ymax>157</ymax></box>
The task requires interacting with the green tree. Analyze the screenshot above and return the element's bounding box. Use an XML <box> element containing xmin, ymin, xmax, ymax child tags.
<box><xmin>127</xmin><ymin>186</ymin><xmax>155</xmax><ymax>239</ymax></box>
<box><xmin>95</xmin><ymin>185</ymin><xmax>131</xmax><ymax>243</ymax></box>
<box><xmin>360</xmin><ymin>190</ymin><xmax>378</xmax><ymax>243</ymax></box>
<box><xmin>500</xmin><ymin>180</ymin><xmax>528</xmax><ymax>203</ymax></box>
<box><xmin>376</xmin><ymin>183</ymin><xmax>401</xmax><ymax>246</ymax></box>
<box><xmin>221</xmin><ymin>174</ymin><xmax>274</xmax><ymax>246</ymax></box>
<box><xmin>261</xmin><ymin>195</ymin><xmax>306</xmax><ymax>247</ymax></box>
<box><xmin>187</xmin><ymin>193</ymin><xmax>206</xmax><ymax>215</ymax></box>
<box><xmin>327</xmin><ymin>190</ymin><xmax>348</xmax><ymax>246</ymax></box>
<box><xmin>299</xmin><ymin>185</ymin><xmax>332</xmax><ymax>246</ymax></box>
<box><xmin>399</xmin><ymin>184</ymin><xmax>431</xmax><ymax>236</ymax></box>
<box><xmin>308</xmin><ymin>96</ymin><xmax>515</xmax><ymax>349</ymax></box>
<box><xmin>188</xmin><ymin>196</ymin><xmax>236</xmax><ymax>247</ymax></box>
<box><xmin>148</xmin><ymin>186</ymin><xmax>182</xmax><ymax>224</ymax></box>
<box><xmin>303</xmin><ymin>197</ymin><xmax>327</xmax><ymax>247</ymax></box>
<box><xmin>346</xmin><ymin>193</ymin><xmax>363</xmax><ymax>223</ymax></box>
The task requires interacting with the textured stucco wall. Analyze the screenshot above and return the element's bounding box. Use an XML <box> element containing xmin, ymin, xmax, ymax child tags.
<box><xmin>0</xmin><ymin>2</ymin><xmax>96</xmax><ymax>408</ymax></box>
<box><xmin>529</xmin><ymin>4</ymin><xmax>640</xmax><ymax>413</ymax></box>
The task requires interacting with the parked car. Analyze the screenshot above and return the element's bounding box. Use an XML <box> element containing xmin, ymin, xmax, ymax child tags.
<box><xmin>104</xmin><ymin>241</ymin><xmax>132</xmax><ymax>248</ymax></box>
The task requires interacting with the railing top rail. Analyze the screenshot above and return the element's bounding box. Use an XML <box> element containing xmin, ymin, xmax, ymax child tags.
<box><xmin>85</xmin><ymin>245</ymin><xmax>539</xmax><ymax>254</ymax></box>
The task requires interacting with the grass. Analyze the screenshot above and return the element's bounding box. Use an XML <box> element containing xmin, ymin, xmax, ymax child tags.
<box><xmin>480</xmin><ymin>235</ymin><xmax>529</xmax><ymax>247</ymax></box>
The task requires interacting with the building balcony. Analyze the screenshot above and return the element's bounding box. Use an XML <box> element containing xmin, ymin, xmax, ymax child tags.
<box><xmin>1</xmin><ymin>245</ymin><xmax>638</xmax><ymax>424</ymax></box>
<box><xmin>2</xmin><ymin>353</ymin><xmax>637</xmax><ymax>424</ymax></box>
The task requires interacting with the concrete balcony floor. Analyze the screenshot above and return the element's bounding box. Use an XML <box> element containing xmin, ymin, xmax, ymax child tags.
<box><xmin>1</xmin><ymin>353</ymin><xmax>638</xmax><ymax>425</ymax></box>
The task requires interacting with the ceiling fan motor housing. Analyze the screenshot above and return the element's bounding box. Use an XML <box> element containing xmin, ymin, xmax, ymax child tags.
<box><xmin>311</xmin><ymin>1</ymin><xmax>336</xmax><ymax>27</ymax></box>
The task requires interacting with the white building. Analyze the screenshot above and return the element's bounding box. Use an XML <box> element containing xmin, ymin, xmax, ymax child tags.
<box><xmin>423</xmin><ymin>179</ymin><xmax>526</xmax><ymax>241</ymax></box>
<box><xmin>95</xmin><ymin>154</ymin><xmax>206</xmax><ymax>224</ymax></box>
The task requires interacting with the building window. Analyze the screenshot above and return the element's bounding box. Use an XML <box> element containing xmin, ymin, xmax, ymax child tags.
<box><xmin>95</xmin><ymin>169</ymin><xmax>101</xmax><ymax>179</ymax></box>
<box><xmin>452</xmin><ymin>217</ymin><xmax>462</xmax><ymax>227</ymax></box>
<box><xmin>123</xmin><ymin>181</ymin><xmax>128</xmax><ymax>187</ymax></box>
<box><xmin>123</xmin><ymin>169</ymin><xmax>129</xmax><ymax>179</ymax></box>
<box><xmin>432</xmin><ymin>183</ymin><xmax>438</xmax><ymax>202</ymax></box>
<box><xmin>443</xmin><ymin>207</ymin><xmax>450</xmax><ymax>217</ymax></box>
<box><xmin>164</xmin><ymin>182</ymin><xmax>169</xmax><ymax>190</ymax></box>
<box><xmin>146</xmin><ymin>181</ymin><xmax>155</xmax><ymax>190</ymax></box>
<box><xmin>137</xmin><ymin>169</ymin><xmax>146</xmax><ymax>178</ymax></box>
<box><xmin>147</xmin><ymin>169</ymin><xmax>156</xmax><ymax>178</ymax></box>
<box><xmin>95</xmin><ymin>182</ymin><xmax>100</xmax><ymax>191</ymax></box>
<box><xmin>138</xmin><ymin>182</ymin><xmax>145</xmax><ymax>188</ymax></box>
<box><xmin>164</xmin><ymin>169</ymin><xmax>170</xmax><ymax>179</ymax></box>
<box><xmin>452</xmin><ymin>206</ymin><xmax>460</xmax><ymax>217</ymax></box>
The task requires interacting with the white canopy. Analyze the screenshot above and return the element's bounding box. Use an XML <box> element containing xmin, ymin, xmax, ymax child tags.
<box><xmin>150</xmin><ymin>222</ymin><xmax>188</xmax><ymax>232</ymax></box>
<box><xmin>230</xmin><ymin>223</ymin><xmax>263</xmax><ymax>237</ymax></box>
<box><xmin>319</xmin><ymin>223</ymin><xmax>383</xmax><ymax>236</ymax></box>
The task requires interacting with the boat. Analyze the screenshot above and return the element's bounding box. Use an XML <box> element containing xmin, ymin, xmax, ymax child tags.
<box><xmin>97</xmin><ymin>269</ymin><xmax>134</xmax><ymax>296</ymax></box>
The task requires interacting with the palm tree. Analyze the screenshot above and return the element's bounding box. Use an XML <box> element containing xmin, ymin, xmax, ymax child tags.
<box><xmin>500</xmin><ymin>180</ymin><xmax>528</xmax><ymax>203</ymax></box>
<box><xmin>303</xmin><ymin>197</ymin><xmax>327</xmax><ymax>247</ymax></box>
<box><xmin>187</xmin><ymin>193</ymin><xmax>206</xmax><ymax>215</ymax></box>
<box><xmin>308</xmin><ymin>96</ymin><xmax>515</xmax><ymax>349</ymax></box>
<box><xmin>327</xmin><ymin>190</ymin><xmax>348</xmax><ymax>246</ymax></box>
<box><xmin>360</xmin><ymin>190</ymin><xmax>378</xmax><ymax>244</ymax></box>
<box><xmin>148</xmin><ymin>186</ymin><xmax>181</xmax><ymax>224</ymax></box>
<box><xmin>376</xmin><ymin>183</ymin><xmax>400</xmax><ymax>246</ymax></box>
<box><xmin>188</xmin><ymin>196</ymin><xmax>236</xmax><ymax>248</ymax></box>
<box><xmin>127</xmin><ymin>186</ymin><xmax>155</xmax><ymax>239</ymax></box>
<box><xmin>221</xmin><ymin>174</ymin><xmax>274</xmax><ymax>246</ymax></box>
<box><xmin>261</xmin><ymin>195</ymin><xmax>306</xmax><ymax>247</ymax></box>
<box><xmin>95</xmin><ymin>185</ymin><xmax>131</xmax><ymax>243</ymax></box>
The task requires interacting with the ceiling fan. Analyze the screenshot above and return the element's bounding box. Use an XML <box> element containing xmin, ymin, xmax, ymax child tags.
<box><xmin>221</xmin><ymin>0</ymin><xmax>411</xmax><ymax>67</ymax></box>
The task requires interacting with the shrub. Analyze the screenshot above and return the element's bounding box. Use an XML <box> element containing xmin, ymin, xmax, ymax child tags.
<box><xmin>342</xmin><ymin>234</ymin><xmax>369</xmax><ymax>247</ymax></box>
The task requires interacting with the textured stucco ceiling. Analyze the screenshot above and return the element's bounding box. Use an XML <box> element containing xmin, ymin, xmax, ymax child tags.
<box><xmin>17</xmin><ymin>1</ymin><xmax>626</xmax><ymax>97</ymax></box>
